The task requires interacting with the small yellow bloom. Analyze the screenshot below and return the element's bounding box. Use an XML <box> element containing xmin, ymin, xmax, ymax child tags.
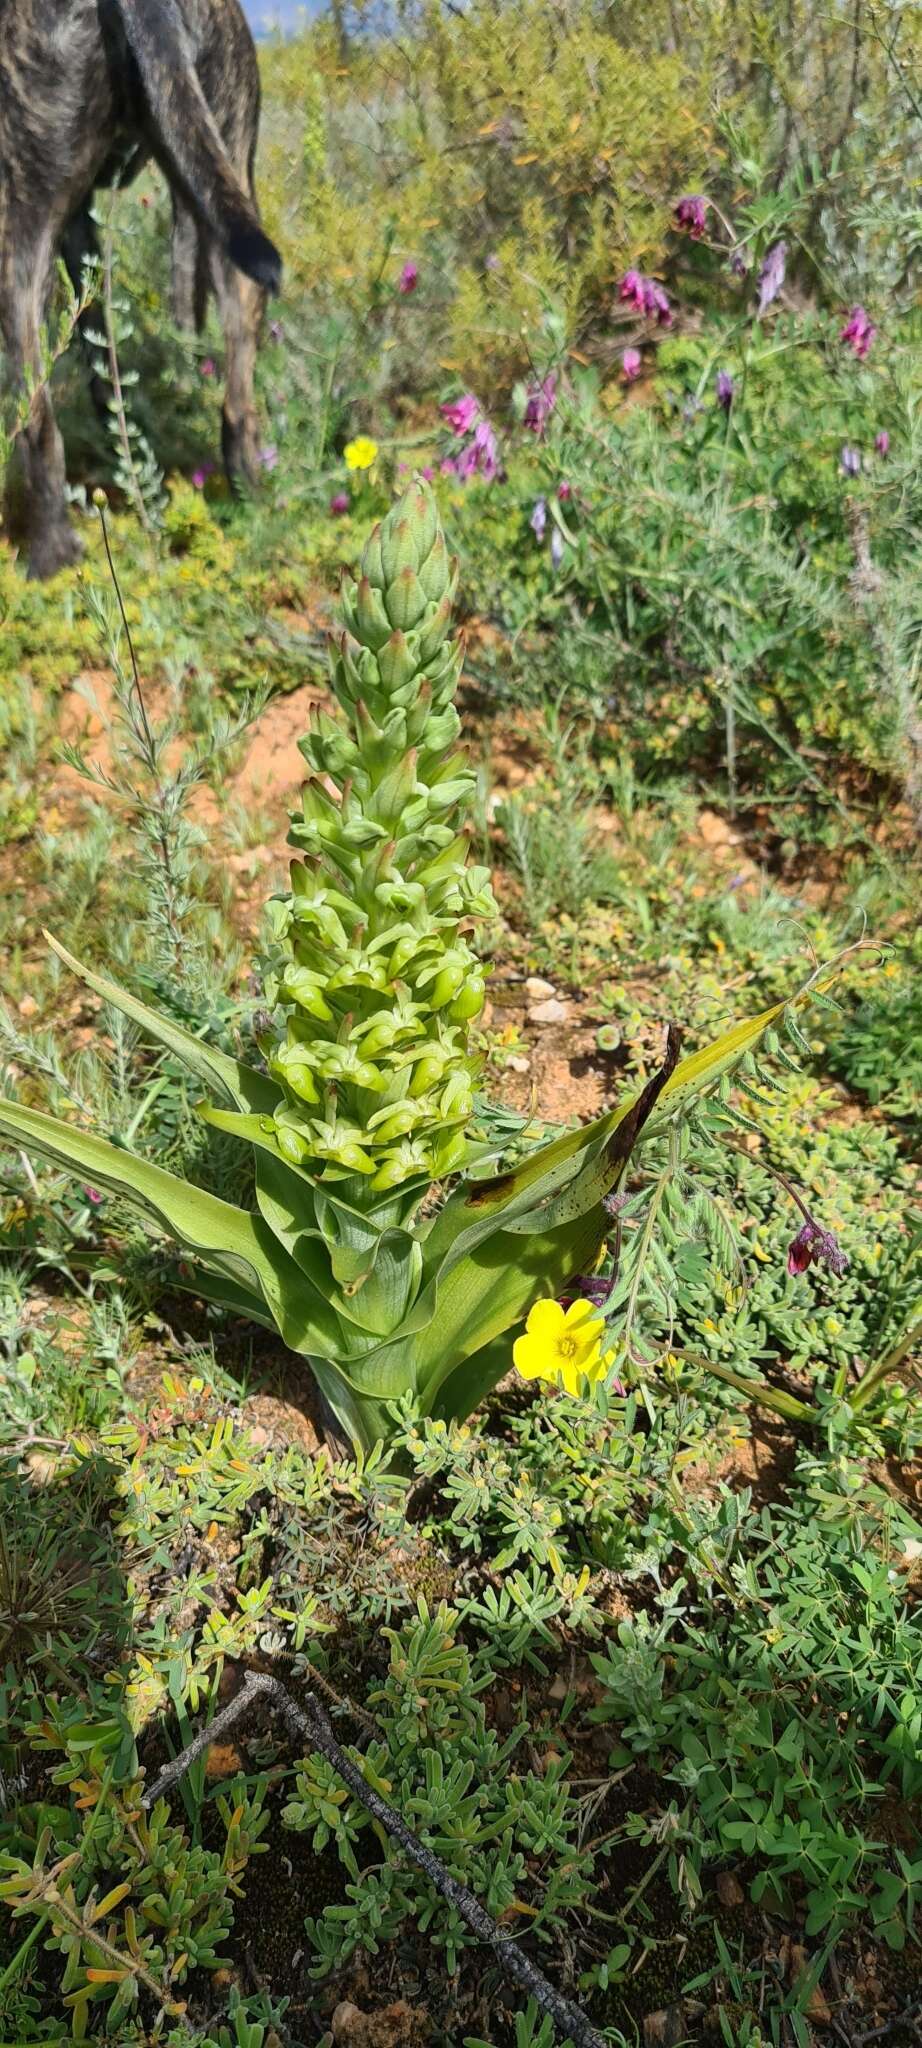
<box><xmin>344</xmin><ymin>436</ymin><xmax>379</xmax><ymax>471</ymax></box>
<box><xmin>513</xmin><ymin>1297</ymin><xmax>614</xmax><ymax>1397</ymax></box>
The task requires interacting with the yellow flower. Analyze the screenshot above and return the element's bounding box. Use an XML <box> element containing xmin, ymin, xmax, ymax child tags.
<box><xmin>344</xmin><ymin>436</ymin><xmax>379</xmax><ymax>471</ymax></box>
<box><xmin>513</xmin><ymin>1297</ymin><xmax>614</xmax><ymax>1397</ymax></box>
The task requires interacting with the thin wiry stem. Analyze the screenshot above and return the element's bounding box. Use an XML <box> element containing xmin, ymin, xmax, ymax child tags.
<box><xmin>143</xmin><ymin>1670</ymin><xmax>608</xmax><ymax>2048</ymax></box>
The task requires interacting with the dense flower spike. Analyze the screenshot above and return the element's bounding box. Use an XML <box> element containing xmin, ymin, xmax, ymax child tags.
<box><xmin>841</xmin><ymin>305</ymin><xmax>876</xmax><ymax>358</ymax></box>
<box><xmin>263</xmin><ymin>482</ymin><xmax>497</xmax><ymax>1193</ymax></box>
<box><xmin>716</xmin><ymin>369</ymin><xmax>734</xmax><ymax>410</ymax></box>
<box><xmin>875</xmin><ymin>430</ymin><xmax>890</xmax><ymax>457</ymax></box>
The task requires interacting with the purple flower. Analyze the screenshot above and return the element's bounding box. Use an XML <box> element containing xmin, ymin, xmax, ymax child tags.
<box><xmin>716</xmin><ymin>369</ymin><xmax>735</xmax><ymax>411</ymax></box>
<box><xmin>550</xmin><ymin>526</ymin><xmax>564</xmax><ymax>571</ymax></box>
<box><xmin>191</xmin><ymin>461</ymin><xmax>215</xmax><ymax>489</ymax></box>
<box><xmin>875</xmin><ymin>430</ymin><xmax>890</xmax><ymax>457</ymax></box>
<box><xmin>420</xmin><ymin>465</ymin><xmax>435</xmax><ymax>481</ymax></box>
<box><xmin>523</xmin><ymin>372</ymin><xmax>557</xmax><ymax>435</ymax></box>
<box><xmin>563</xmin><ymin>1273</ymin><xmax>613</xmax><ymax>1309</ymax></box>
<box><xmin>648</xmin><ymin>281</ymin><xmax>672</xmax><ymax>326</ymax></box>
<box><xmin>440</xmin><ymin>393</ymin><xmax>481</xmax><ymax>436</ymax></box>
<box><xmin>439</xmin><ymin>456</ymin><xmax>458</xmax><ymax>476</ymax></box>
<box><xmin>200</xmin><ymin>357</ymin><xmax>216</xmax><ymax>378</ymax></box>
<box><xmin>257</xmin><ymin>444</ymin><xmax>278</xmax><ymax>471</ymax></box>
<box><xmin>83</xmin><ymin>1186</ymin><xmax>104</xmax><ymax>1207</ymax></box>
<box><xmin>756</xmin><ymin>241</ymin><xmax>786</xmax><ymax>314</ymax></box>
<box><xmin>619</xmin><ymin>272</ymin><xmax>671</xmax><ymax>327</ymax></box>
<box><xmin>621</xmin><ymin>346</ymin><xmax>642</xmax><ymax>382</ymax></box>
<box><xmin>787</xmin><ymin>1220</ymin><xmax>849</xmax><ymax>1278</ymax></box>
<box><xmin>329</xmin><ymin>491</ymin><xmax>350</xmax><ymax>515</ymax></box>
<box><xmin>469</xmin><ymin>417</ymin><xmax>497</xmax><ymax>481</ymax></box>
<box><xmin>557</xmin><ymin>480</ymin><xmax>572</xmax><ymax>501</ymax></box>
<box><xmin>456</xmin><ymin>417</ymin><xmax>499</xmax><ymax>482</ymax></box>
<box><xmin>398</xmin><ymin>260</ymin><xmax>418</xmax><ymax>295</ymax></box>
<box><xmin>841</xmin><ymin>444</ymin><xmax>862</xmax><ymax>477</ymax></box>
<box><xmin>841</xmin><ymin>305</ymin><xmax>876</xmax><ymax>359</ymax></box>
<box><xmin>530</xmin><ymin>496</ymin><xmax>547</xmax><ymax>540</ymax></box>
<box><xmin>485</xmin><ymin>253</ymin><xmax>501</xmax><ymax>271</ymax></box>
<box><xmin>729</xmin><ymin>248</ymin><xmax>750</xmax><ymax>277</ymax></box>
<box><xmin>268</xmin><ymin>319</ymin><xmax>283</xmax><ymax>342</ymax></box>
<box><xmin>620</xmin><ymin>269</ymin><xmax>647</xmax><ymax>314</ymax></box>
<box><xmin>675</xmin><ymin>193</ymin><xmax>708</xmax><ymax>239</ymax></box>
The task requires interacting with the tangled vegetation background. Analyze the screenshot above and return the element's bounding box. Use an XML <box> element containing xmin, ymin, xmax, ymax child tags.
<box><xmin>0</xmin><ymin>1</ymin><xmax>920</xmax><ymax>2043</ymax></box>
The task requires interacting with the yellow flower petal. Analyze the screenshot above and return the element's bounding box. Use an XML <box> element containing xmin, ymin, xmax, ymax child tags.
<box><xmin>344</xmin><ymin>436</ymin><xmax>379</xmax><ymax>471</ymax></box>
<box><xmin>525</xmin><ymin>1297</ymin><xmax>566</xmax><ymax>1341</ymax></box>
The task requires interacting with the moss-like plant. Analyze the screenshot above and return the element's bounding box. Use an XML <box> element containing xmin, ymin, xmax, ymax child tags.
<box><xmin>0</xmin><ymin>483</ymin><xmax>836</xmax><ymax>1453</ymax></box>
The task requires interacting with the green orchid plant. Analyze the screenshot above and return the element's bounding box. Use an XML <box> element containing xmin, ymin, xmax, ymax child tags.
<box><xmin>0</xmin><ymin>483</ymin><xmax>835</xmax><ymax>1454</ymax></box>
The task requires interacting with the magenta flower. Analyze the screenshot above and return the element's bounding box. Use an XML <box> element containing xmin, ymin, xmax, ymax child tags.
<box><xmin>83</xmin><ymin>1186</ymin><xmax>104</xmax><ymax>1206</ymax></box>
<box><xmin>524</xmin><ymin>372</ymin><xmax>557</xmax><ymax>435</ymax></box>
<box><xmin>716</xmin><ymin>369</ymin><xmax>734</xmax><ymax>411</ymax></box>
<box><xmin>329</xmin><ymin>491</ymin><xmax>350</xmax><ymax>515</ymax></box>
<box><xmin>757</xmin><ymin>241</ymin><xmax>786</xmax><ymax>313</ymax></box>
<box><xmin>200</xmin><ymin>357</ymin><xmax>216</xmax><ymax>378</ymax></box>
<box><xmin>440</xmin><ymin>393</ymin><xmax>481</xmax><ymax>436</ymax></box>
<box><xmin>620</xmin><ymin>272</ymin><xmax>671</xmax><ymax>326</ymax></box>
<box><xmin>841</xmin><ymin>444</ymin><xmax>861</xmax><ymax>476</ymax></box>
<box><xmin>841</xmin><ymin>305</ymin><xmax>876</xmax><ymax>359</ymax></box>
<box><xmin>420</xmin><ymin>465</ymin><xmax>435</xmax><ymax>481</ymax></box>
<box><xmin>398</xmin><ymin>261</ymin><xmax>419</xmax><ymax>294</ymax></box>
<box><xmin>621</xmin><ymin>346</ymin><xmax>642</xmax><ymax>382</ymax></box>
<box><xmin>557</xmin><ymin>480</ymin><xmax>572</xmax><ymax>501</ymax></box>
<box><xmin>787</xmin><ymin>1220</ymin><xmax>849</xmax><ymax>1278</ymax></box>
<box><xmin>456</xmin><ymin>417</ymin><xmax>498</xmax><ymax>481</ymax></box>
<box><xmin>875</xmin><ymin>430</ymin><xmax>890</xmax><ymax>457</ymax></box>
<box><xmin>440</xmin><ymin>456</ymin><xmax>457</xmax><ymax>476</ymax></box>
<box><xmin>191</xmin><ymin>461</ymin><xmax>215</xmax><ymax>489</ymax></box>
<box><xmin>620</xmin><ymin>269</ymin><xmax>646</xmax><ymax>314</ymax></box>
<box><xmin>530</xmin><ymin>496</ymin><xmax>547</xmax><ymax>540</ymax></box>
<box><xmin>675</xmin><ymin>193</ymin><xmax>708</xmax><ymax>238</ymax></box>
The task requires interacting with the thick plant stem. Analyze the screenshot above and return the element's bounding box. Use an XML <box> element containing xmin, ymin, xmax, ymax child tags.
<box><xmin>143</xmin><ymin>1670</ymin><xmax>608</xmax><ymax>2048</ymax></box>
<box><xmin>680</xmin><ymin>1349</ymin><xmax>817</xmax><ymax>1423</ymax></box>
<box><xmin>848</xmin><ymin>1316</ymin><xmax>921</xmax><ymax>1415</ymax></box>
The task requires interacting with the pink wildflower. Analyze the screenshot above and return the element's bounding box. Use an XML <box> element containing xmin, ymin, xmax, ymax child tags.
<box><xmin>398</xmin><ymin>261</ymin><xmax>418</xmax><ymax>294</ymax></box>
<box><xmin>621</xmin><ymin>347</ymin><xmax>642</xmax><ymax>382</ymax></box>
<box><xmin>523</xmin><ymin>373</ymin><xmax>557</xmax><ymax>435</ymax></box>
<box><xmin>329</xmin><ymin>491</ymin><xmax>350</xmax><ymax>515</ymax></box>
<box><xmin>841</xmin><ymin>305</ymin><xmax>877</xmax><ymax>359</ymax></box>
<box><xmin>675</xmin><ymin>194</ymin><xmax>708</xmax><ymax>238</ymax></box>
<box><xmin>440</xmin><ymin>393</ymin><xmax>481</xmax><ymax>436</ymax></box>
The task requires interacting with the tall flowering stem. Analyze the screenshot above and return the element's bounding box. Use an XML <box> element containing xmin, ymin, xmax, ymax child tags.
<box><xmin>263</xmin><ymin>482</ymin><xmax>497</xmax><ymax>1208</ymax></box>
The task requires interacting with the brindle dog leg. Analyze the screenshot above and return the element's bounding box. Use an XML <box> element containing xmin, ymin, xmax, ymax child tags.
<box><xmin>170</xmin><ymin>193</ymin><xmax>209</xmax><ymax>334</ymax></box>
<box><xmin>0</xmin><ymin>228</ymin><xmax>82</xmax><ymax>579</ymax></box>
<box><xmin>212</xmin><ymin>252</ymin><xmax>264</xmax><ymax>487</ymax></box>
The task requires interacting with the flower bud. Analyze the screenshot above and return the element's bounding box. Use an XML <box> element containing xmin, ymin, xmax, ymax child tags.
<box><xmin>386</xmin><ymin>566</ymin><xmax>428</xmax><ymax>631</ymax></box>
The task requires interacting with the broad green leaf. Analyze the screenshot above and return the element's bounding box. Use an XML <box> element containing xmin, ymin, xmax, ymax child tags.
<box><xmin>416</xmin><ymin>1206</ymin><xmax>606</xmax><ymax>1408</ymax></box>
<box><xmin>0</xmin><ymin>1099</ymin><xmax>344</xmax><ymax>1360</ymax></box>
<box><xmin>45</xmin><ymin>933</ymin><xmax>280</xmax><ymax>1115</ymax></box>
